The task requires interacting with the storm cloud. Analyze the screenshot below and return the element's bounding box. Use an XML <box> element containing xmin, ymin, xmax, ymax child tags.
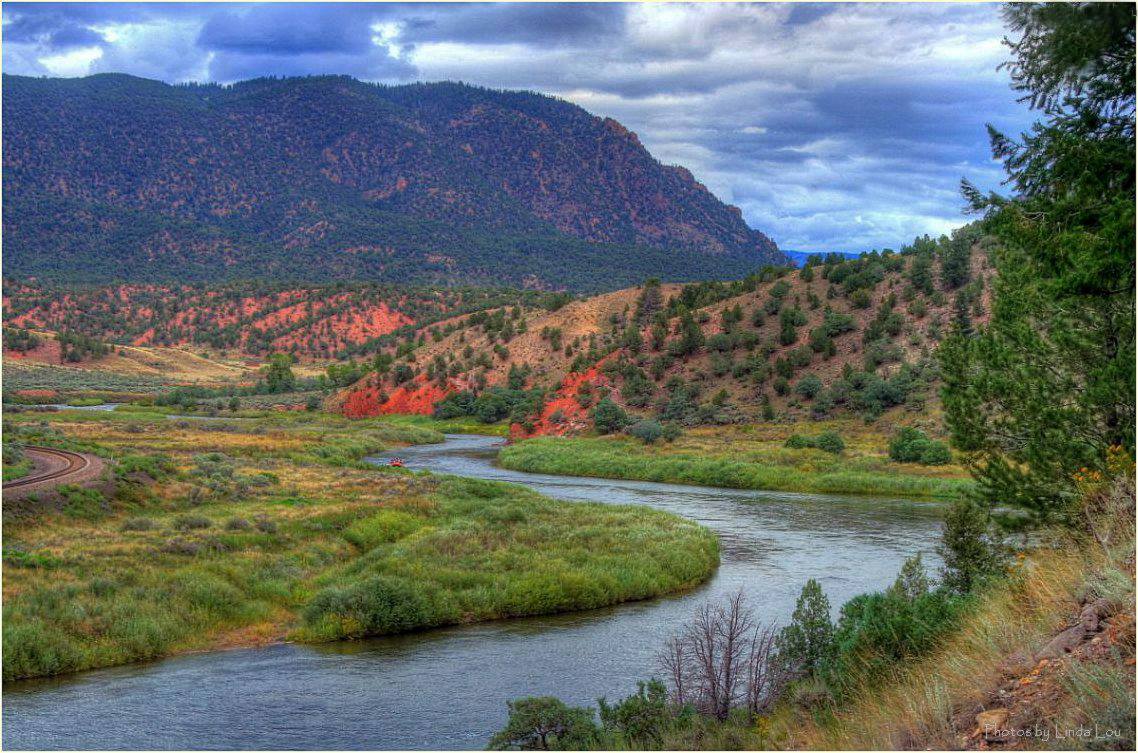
<box><xmin>1</xmin><ymin>2</ymin><xmax>1035</xmax><ymax>252</ymax></box>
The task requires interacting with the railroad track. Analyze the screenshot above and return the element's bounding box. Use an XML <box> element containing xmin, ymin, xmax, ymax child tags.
<box><xmin>4</xmin><ymin>446</ymin><xmax>94</xmax><ymax>490</ymax></box>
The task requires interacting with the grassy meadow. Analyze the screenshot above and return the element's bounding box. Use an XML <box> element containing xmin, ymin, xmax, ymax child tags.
<box><xmin>499</xmin><ymin>419</ymin><xmax>974</xmax><ymax>500</ymax></box>
<box><xmin>1</xmin><ymin>410</ymin><xmax>718</xmax><ymax>681</ymax></box>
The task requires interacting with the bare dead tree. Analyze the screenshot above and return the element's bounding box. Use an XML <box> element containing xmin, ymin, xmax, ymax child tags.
<box><xmin>658</xmin><ymin>633</ymin><xmax>691</xmax><ymax>707</ymax></box>
<box><xmin>744</xmin><ymin>623</ymin><xmax>788</xmax><ymax>715</ymax></box>
<box><xmin>657</xmin><ymin>590</ymin><xmax>787</xmax><ymax>721</ymax></box>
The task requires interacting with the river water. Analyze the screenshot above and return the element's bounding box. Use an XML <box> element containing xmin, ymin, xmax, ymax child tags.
<box><xmin>3</xmin><ymin>434</ymin><xmax>942</xmax><ymax>750</ymax></box>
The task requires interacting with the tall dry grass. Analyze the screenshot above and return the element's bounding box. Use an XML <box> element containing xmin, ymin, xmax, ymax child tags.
<box><xmin>787</xmin><ymin>476</ymin><xmax>1136</xmax><ymax>749</ymax></box>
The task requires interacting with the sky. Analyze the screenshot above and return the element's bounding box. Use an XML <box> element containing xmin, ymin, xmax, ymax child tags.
<box><xmin>1</xmin><ymin>2</ymin><xmax>1038</xmax><ymax>253</ymax></box>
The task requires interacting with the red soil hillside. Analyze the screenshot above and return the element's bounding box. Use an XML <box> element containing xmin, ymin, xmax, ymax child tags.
<box><xmin>333</xmin><ymin>236</ymin><xmax>993</xmax><ymax>433</ymax></box>
<box><xmin>340</xmin><ymin>373</ymin><xmax>456</xmax><ymax>418</ymax></box>
<box><xmin>510</xmin><ymin>354</ymin><xmax>619</xmax><ymax>440</ymax></box>
<box><xmin>1</xmin><ymin>282</ymin><xmax>498</xmax><ymax>360</ymax></box>
<box><xmin>327</xmin><ymin>285</ymin><xmax>681</xmax><ymax>418</ymax></box>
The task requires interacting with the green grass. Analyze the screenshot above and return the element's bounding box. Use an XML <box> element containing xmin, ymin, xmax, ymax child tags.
<box><xmin>378</xmin><ymin>413</ymin><xmax>511</xmax><ymax>436</ymax></box>
<box><xmin>299</xmin><ymin>475</ymin><xmax>718</xmax><ymax>640</ymax></box>
<box><xmin>3</xmin><ymin>458</ymin><xmax>34</xmax><ymax>481</ymax></box>
<box><xmin>499</xmin><ymin>435</ymin><xmax>974</xmax><ymax>500</ymax></box>
<box><xmin>64</xmin><ymin>396</ymin><xmax>109</xmax><ymax>407</ymax></box>
<box><xmin>1</xmin><ymin>410</ymin><xmax>718</xmax><ymax>681</ymax></box>
<box><xmin>2</xmin><ymin>361</ymin><xmax>173</xmax><ymax>393</ymax></box>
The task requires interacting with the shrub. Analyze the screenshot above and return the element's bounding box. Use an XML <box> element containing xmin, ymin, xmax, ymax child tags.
<box><xmin>784</xmin><ymin>431</ymin><xmax>844</xmax><ymax>454</ymax></box>
<box><xmin>160</xmin><ymin>538</ymin><xmax>204</xmax><ymax>556</ymax></box>
<box><xmin>811</xmin><ymin>390</ymin><xmax>836</xmax><ymax>418</ymax></box>
<box><xmin>225</xmin><ymin>518</ymin><xmax>253</xmax><ymax>531</ymax></box>
<box><xmin>824</xmin><ymin>556</ymin><xmax>964</xmax><ymax>693</ymax></box>
<box><xmin>888</xmin><ymin>427</ymin><xmax>952</xmax><ymax>465</ymax></box>
<box><xmin>813</xmin><ymin>431</ymin><xmax>846</xmax><ymax>454</ymax></box>
<box><xmin>121</xmin><ymin>517</ymin><xmax>158</xmax><ymax>532</ymax></box>
<box><xmin>592</xmin><ymin>399</ymin><xmax>631</xmax><ymax>435</ymax></box>
<box><xmin>627</xmin><ymin>419</ymin><xmax>665</xmax><ymax>444</ymax></box>
<box><xmin>598</xmin><ymin>680</ymin><xmax>671</xmax><ymax>747</ymax></box>
<box><xmin>795</xmin><ymin>374</ymin><xmax>823</xmax><ymax>399</ymax></box>
<box><xmin>115</xmin><ymin>453</ymin><xmax>176</xmax><ymax>481</ymax></box>
<box><xmin>253</xmin><ymin>516</ymin><xmax>278</xmax><ymax>534</ymax></box>
<box><xmin>490</xmin><ymin>697</ymin><xmax>599</xmax><ymax>750</ymax></box>
<box><xmin>173</xmin><ymin>515</ymin><xmax>213</xmax><ymax>531</ymax></box>
<box><xmin>303</xmin><ymin>575</ymin><xmax>436</xmax><ymax>639</ymax></box>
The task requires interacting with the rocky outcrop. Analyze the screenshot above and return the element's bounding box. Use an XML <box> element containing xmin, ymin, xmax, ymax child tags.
<box><xmin>960</xmin><ymin>580</ymin><xmax>1134</xmax><ymax>750</ymax></box>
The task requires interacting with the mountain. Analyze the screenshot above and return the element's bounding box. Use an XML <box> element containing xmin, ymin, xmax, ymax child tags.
<box><xmin>2</xmin><ymin>74</ymin><xmax>783</xmax><ymax>291</ymax></box>
<box><xmin>782</xmin><ymin>250</ymin><xmax>862</xmax><ymax>267</ymax></box>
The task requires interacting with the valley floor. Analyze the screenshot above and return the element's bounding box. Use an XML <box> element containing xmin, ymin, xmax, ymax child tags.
<box><xmin>1</xmin><ymin>408</ymin><xmax>717</xmax><ymax>681</ymax></box>
<box><xmin>499</xmin><ymin>419</ymin><xmax>974</xmax><ymax>501</ymax></box>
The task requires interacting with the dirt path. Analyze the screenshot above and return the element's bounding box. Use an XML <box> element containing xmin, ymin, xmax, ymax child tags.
<box><xmin>3</xmin><ymin>446</ymin><xmax>106</xmax><ymax>497</ymax></box>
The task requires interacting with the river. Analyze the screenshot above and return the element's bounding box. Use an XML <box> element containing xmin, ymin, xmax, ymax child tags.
<box><xmin>3</xmin><ymin>434</ymin><xmax>942</xmax><ymax>750</ymax></box>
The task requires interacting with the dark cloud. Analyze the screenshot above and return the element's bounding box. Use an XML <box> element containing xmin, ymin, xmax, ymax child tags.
<box><xmin>198</xmin><ymin>4</ymin><xmax>377</xmax><ymax>55</ymax></box>
<box><xmin>2</xmin><ymin>7</ymin><xmax>106</xmax><ymax>47</ymax></box>
<box><xmin>785</xmin><ymin>3</ymin><xmax>836</xmax><ymax>27</ymax></box>
<box><xmin>398</xmin><ymin>3</ymin><xmax>624</xmax><ymax>46</ymax></box>
<box><xmin>0</xmin><ymin>2</ymin><xmax>1035</xmax><ymax>252</ymax></box>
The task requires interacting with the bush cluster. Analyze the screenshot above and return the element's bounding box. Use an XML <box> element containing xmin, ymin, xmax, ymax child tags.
<box><xmin>784</xmin><ymin>431</ymin><xmax>845</xmax><ymax>454</ymax></box>
<box><xmin>434</xmin><ymin>387</ymin><xmax>546</xmax><ymax>425</ymax></box>
<box><xmin>888</xmin><ymin>427</ymin><xmax>952</xmax><ymax>465</ymax></box>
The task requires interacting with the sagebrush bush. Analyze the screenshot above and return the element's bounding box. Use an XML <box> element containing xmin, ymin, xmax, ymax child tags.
<box><xmin>120</xmin><ymin>517</ymin><xmax>158</xmax><ymax>532</ymax></box>
<box><xmin>627</xmin><ymin>419</ymin><xmax>665</xmax><ymax>444</ymax></box>
<box><xmin>173</xmin><ymin>514</ymin><xmax>212</xmax><ymax>531</ymax></box>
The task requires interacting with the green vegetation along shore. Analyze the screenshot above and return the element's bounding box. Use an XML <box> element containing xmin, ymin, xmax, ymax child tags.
<box><xmin>499</xmin><ymin>421</ymin><xmax>974</xmax><ymax>500</ymax></box>
<box><xmin>2</xmin><ymin>409</ymin><xmax>717</xmax><ymax>681</ymax></box>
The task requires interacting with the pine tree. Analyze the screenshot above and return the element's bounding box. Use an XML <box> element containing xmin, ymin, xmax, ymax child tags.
<box><xmin>938</xmin><ymin>499</ymin><xmax>1006</xmax><ymax>594</ymax></box>
<box><xmin>943</xmin><ymin>3</ymin><xmax>1136</xmax><ymax>523</ymax></box>
<box><xmin>889</xmin><ymin>554</ymin><xmax>930</xmax><ymax>601</ymax></box>
<box><xmin>776</xmin><ymin>578</ymin><xmax>834</xmax><ymax>676</ymax></box>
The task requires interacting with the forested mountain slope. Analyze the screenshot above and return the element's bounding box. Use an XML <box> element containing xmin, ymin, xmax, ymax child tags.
<box><xmin>3</xmin><ymin>74</ymin><xmax>782</xmax><ymax>290</ymax></box>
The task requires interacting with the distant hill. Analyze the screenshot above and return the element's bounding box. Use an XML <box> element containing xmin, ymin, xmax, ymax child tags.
<box><xmin>2</xmin><ymin>281</ymin><xmax>547</xmax><ymax>359</ymax></box>
<box><xmin>2</xmin><ymin>74</ymin><xmax>783</xmax><ymax>291</ymax></box>
<box><xmin>331</xmin><ymin>231</ymin><xmax>992</xmax><ymax>432</ymax></box>
<box><xmin>782</xmin><ymin>250</ymin><xmax>862</xmax><ymax>267</ymax></box>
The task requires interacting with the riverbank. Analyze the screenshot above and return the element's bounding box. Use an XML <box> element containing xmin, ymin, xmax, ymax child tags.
<box><xmin>499</xmin><ymin>422</ymin><xmax>974</xmax><ymax>500</ymax></box>
<box><xmin>2</xmin><ymin>411</ymin><xmax>718</xmax><ymax>681</ymax></box>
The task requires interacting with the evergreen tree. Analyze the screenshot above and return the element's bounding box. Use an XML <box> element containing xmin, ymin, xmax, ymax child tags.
<box><xmin>776</xmin><ymin>578</ymin><xmax>834</xmax><ymax>676</ymax></box>
<box><xmin>592</xmin><ymin>398</ymin><xmax>631</xmax><ymax>434</ymax></box>
<box><xmin>670</xmin><ymin>311</ymin><xmax>705</xmax><ymax>358</ymax></box>
<box><xmin>889</xmin><ymin>554</ymin><xmax>931</xmax><ymax>601</ymax></box>
<box><xmin>261</xmin><ymin>353</ymin><xmax>297</xmax><ymax>393</ymax></box>
<box><xmin>490</xmin><ymin>697</ymin><xmax>598</xmax><ymax>750</ymax></box>
<box><xmin>943</xmin><ymin>2</ymin><xmax>1136</xmax><ymax>523</ymax></box>
<box><xmin>938</xmin><ymin>499</ymin><xmax>1006</xmax><ymax>594</ymax></box>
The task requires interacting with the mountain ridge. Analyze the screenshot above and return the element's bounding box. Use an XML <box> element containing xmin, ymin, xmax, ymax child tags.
<box><xmin>2</xmin><ymin>73</ymin><xmax>783</xmax><ymax>291</ymax></box>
